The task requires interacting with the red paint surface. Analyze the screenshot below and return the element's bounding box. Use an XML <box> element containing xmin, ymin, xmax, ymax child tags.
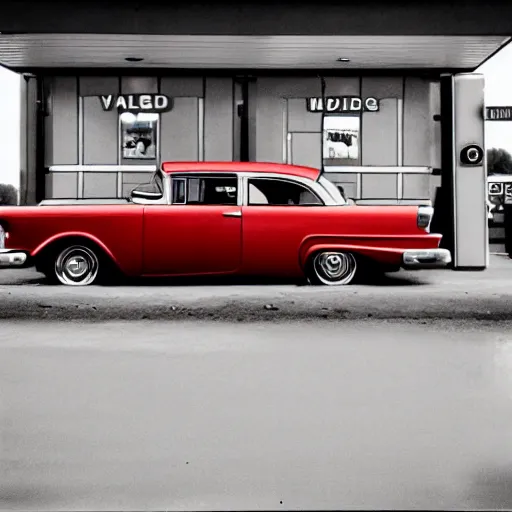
<box><xmin>0</xmin><ymin>205</ymin><xmax>145</xmax><ymax>276</ymax></box>
<box><xmin>142</xmin><ymin>205</ymin><xmax>242</xmax><ymax>275</ymax></box>
<box><xmin>241</xmin><ymin>205</ymin><xmax>440</xmax><ymax>276</ymax></box>
<box><xmin>0</xmin><ymin>164</ymin><xmax>442</xmax><ymax>279</ymax></box>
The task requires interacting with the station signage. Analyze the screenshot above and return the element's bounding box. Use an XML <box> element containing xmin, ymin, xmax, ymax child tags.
<box><xmin>98</xmin><ymin>94</ymin><xmax>173</xmax><ymax>113</ymax></box>
<box><xmin>486</xmin><ymin>106</ymin><xmax>512</xmax><ymax>121</ymax></box>
<box><xmin>306</xmin><ymin>96</ymin><xmax>380</xmax><ymax>113</ymax></box>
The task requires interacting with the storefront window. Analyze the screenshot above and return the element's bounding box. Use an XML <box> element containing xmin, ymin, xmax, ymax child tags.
<box><xmin>322</xmin><ymin>114</ymin><xmax>360</xmax><ymax>166</ymax></box>
<box><xmin>120</xmin><ymin>112</ymin><xmax>159</xmax><ymax>161</ymax></box>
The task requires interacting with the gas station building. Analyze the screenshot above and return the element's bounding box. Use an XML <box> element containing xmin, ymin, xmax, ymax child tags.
<box><xmin>0</xmin><ymin>0</ymin><xmax>510</xmax><ymax>270</ymax></box>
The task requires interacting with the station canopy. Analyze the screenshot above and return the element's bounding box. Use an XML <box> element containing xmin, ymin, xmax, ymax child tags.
<box><xmin>0</xmin><ymin>0</ymin><xmax>509</xmax><ymax>72</ymax></box>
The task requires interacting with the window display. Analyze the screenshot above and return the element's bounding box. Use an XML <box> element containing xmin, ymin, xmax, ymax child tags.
<box><xmin>323</xmin><ymin>115</ymin><xmax>360</xmax><ymax>165</ymax></box>
<box><xmin>120</xmin><ymin>112</ymin><xmax>158</xmax><ymax>160</ymax></box>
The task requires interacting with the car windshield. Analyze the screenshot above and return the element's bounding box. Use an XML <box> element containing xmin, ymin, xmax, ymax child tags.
<box><xmin>319</xmin><ymin>176</ymin><xmax>347</xmax><ymax>205</ymax></box>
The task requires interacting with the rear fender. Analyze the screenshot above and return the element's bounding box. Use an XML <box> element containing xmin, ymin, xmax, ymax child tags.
<box><xmin>300</xmin><ymin>243</ymin><xmax>406</xmax><ymax>270</ymax></box>
<box><xmin>299</xmin><ymin>233</ymin><xmax>443</xmax><ymax>269</ymax></box>
<box><xmin>32</xmin><ymin>231</ymin><xmax>117</xmax><ymax>263</ymax></box>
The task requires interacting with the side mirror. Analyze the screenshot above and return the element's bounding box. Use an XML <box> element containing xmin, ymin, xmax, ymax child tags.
<box><xmin>130</xmin><ymin>183</ymin><xmax>163</xmax><ymax>202</ymax></box>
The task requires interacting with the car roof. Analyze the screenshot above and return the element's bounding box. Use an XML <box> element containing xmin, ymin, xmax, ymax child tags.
<box><xmin>161</xmin><ymin>161</ymin><xmax>320</xmax><ymax>181</ymax></box>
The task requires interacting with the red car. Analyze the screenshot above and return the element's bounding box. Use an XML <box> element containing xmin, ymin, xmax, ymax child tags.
<box><xmin>0</xmin><ymin>162</ymin><xmax>451</xmax><ymax>286</ymax></box>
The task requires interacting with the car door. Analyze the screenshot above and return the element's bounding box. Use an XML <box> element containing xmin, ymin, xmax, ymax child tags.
<box><xmin>241</xmin><ymin>176</ymin><xmax>326</xmax><ymax>276</ymax></box>
<box><xmin>142</xmin><ymin>173</ymin><xmax>242</xmax><ymax>276</ymax></box>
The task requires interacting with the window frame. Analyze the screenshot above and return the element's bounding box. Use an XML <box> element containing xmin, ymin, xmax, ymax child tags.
<box><xmin>318</xmin><ymin>175</ymin><xmax>347</xmax><ymax>205</ymax></box>
<box><xmin>151</xmin><ymin>170</ymin><xmax>164</xmax><ymax>194</ymax></box>
<box><xmin>169</xmin><ymin>173</ymin><xmax>241</xmax><ymax>206</ymax></box>
<box><xmin>171</xmin><ymin>177</ymin><xmax>187</xmax><ymax>204</ymax></box>
<box><xmin>245</xmin><ymin>176</ymin><xmax>325</xmax><ymax>207</ymax></box>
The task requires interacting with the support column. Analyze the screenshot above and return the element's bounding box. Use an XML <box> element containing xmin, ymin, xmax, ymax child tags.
<box><xmin>452</xmin><ymin>73</ymin><xmax>488</xmax><ymax>269</ymax></box>
<box><xmin>434</xmin><ymin>73</ymin><xmax>488</xmax><ymax>270</ymax></box>
<box><xmin>19</xmin><ymin>74</ymin><xmax>38</xmax><ymax>205</ymax></box>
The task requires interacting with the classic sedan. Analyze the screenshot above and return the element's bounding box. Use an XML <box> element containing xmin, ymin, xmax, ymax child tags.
<box><xmin>0</xmin><ymin>162</ymin><xmax>451</xmax><ymax>286</ymax></box>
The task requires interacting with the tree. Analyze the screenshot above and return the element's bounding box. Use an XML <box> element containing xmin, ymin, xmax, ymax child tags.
<box><xmin>487</xmin><ymin>148</ymin><xmax>512</xmax><ymax>175</ymax></box>
<box><xmin>0</xmin><ymin>184</ymin><xmax>18</xmax><ymax>205</ymax></box>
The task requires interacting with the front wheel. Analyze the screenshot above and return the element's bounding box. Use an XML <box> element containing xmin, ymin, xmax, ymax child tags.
<box><xmin>52</xmin><ymin>245</ymin><xmax>101</xmax><ymax>286</ymax></box>
<box><xmin>308</xmin><ymin>251</ymin><xmax>358</xmax><ymax>286</ymax></box>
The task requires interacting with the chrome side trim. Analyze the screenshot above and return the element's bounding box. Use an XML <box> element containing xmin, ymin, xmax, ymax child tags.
<box><xmin>237</xmin><ymin>174</ymin><xmax>244</xmax><ymax>207</ymax></box>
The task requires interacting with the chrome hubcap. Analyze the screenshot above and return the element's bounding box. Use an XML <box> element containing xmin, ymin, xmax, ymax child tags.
<box><xmin>55</xmin><ymin>246</ymin><xmax>99</xmax><ymax>286</ymax></box>
<box><xmin>313</xmin><ymin>251</ymin><xmax>356</xmax><ymax>285</ymax></box>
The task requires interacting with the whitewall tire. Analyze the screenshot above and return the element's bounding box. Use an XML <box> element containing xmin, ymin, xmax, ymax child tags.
<box><xmin>53</xmin><ymin>245</ymin><xmax>100</xmax><ymax>286</ymax></box>
<box><xmin>309</xmin><ymin>251</ymin><xmax>358</xmax><ymax>286</ymax></box>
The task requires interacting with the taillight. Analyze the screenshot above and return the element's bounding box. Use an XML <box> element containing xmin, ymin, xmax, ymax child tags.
<box><xmin>0</xmin><ymin>225</ymin><xmax>5</xmax><ymax>249</ymax></box>
<box><xmin>417</xmin><ymin>206</ymin><xmax>434</xmax><ymax>232</ymax></box>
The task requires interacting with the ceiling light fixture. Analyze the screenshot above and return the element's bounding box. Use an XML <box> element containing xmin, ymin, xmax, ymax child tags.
<box><xmin>337</xmin><ymin>57</ymin><xmax>350</xmax><ymax>62</ymax></box>
<box><xmin>125</xmin><ymin>57</ymin><xmax>144</xmax><ymax>62</ymax></box>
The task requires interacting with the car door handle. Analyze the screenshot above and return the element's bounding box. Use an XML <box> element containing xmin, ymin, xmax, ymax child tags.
<box><xmin>223</xmin><ymin>210</ymin><xmax>242</xmax><ymax>217</ymax></box>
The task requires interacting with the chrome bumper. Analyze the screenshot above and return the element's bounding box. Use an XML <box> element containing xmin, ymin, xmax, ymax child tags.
<box><xmin>402</xmin><ymin>248</ymin><xmax>452</xmax><ymax>269</ymax></box>
<box><xmin>0</xmin><ymin>249</ymin><xmax>29</xmax><ymax>268</ymax></box>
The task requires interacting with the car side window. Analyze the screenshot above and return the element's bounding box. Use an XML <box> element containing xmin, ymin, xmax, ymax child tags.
<box><xmin>172</xmin><ymin>175</ymin><xmax>238</xmax><ymax>205</ymax></box>
<box><xmin>248</xmin><ymin>178</ymin><xmax>323</xmax><ymax>206</ymax></box>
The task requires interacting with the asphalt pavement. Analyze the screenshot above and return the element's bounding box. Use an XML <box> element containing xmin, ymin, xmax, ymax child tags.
<box><xmin>2</xmin><ymin>319</ymin><xmax>512</xmax><ymax>510</ymax></box>
<box><xmin>1</xmin><ymin>256</ymin><xmax>512</xmax><ymax>510</ymax></box>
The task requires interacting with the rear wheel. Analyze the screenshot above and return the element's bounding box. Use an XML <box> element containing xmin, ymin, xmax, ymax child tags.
<box><xmin>308</xmin><ymin>251</ymin><xmax>358</xmax><ymax>286</ymax></box>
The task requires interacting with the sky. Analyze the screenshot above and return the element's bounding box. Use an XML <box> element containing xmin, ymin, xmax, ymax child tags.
<box><xmin>0</xmin><ymin>42</ymin><xmax>510</xmax><ymax>189</ymax></box>
<box><xmin>0</xmin><ymin>66</ymin><xmax>21</xmax><ymax>189</ymax></box>
<box><xmin>478</xmin><ymin>41</ymin><xmax>512</xmax><ymax>152</ymax></box>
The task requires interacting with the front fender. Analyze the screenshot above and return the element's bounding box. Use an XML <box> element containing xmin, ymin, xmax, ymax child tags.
<box><xmin>31</xmin><ymin>231</ymin><xmax>117</xmax><ymax>263</ymax></box>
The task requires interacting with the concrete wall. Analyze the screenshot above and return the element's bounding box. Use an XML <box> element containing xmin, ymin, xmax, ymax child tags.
<box><xmin>254</xmin><ymin>76</ymin><xmax>440</xmax><ymax>202</ymax></box>
<box><xmin>44</xmin><ymin>73</ymin><xmax>439</xmax><ymax>202</ymax></box>
<box><xmin>44</xmin><ymin>75</ymin><xmax>233</xmax><ymax>198</ymax></box>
